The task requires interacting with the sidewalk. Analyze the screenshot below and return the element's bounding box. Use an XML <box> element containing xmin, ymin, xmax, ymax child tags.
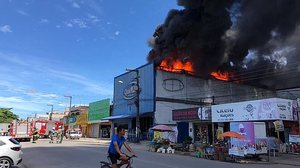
<box><xmin>65</xmin><ymin>137</ymin><xmax>110</xmax><ymax>145</ymax></box>
<box><xmin>268</xmin><ymin>153</ymin><xmax>300</xmax><ymax>166</ymax></box>
<box><xmin>64</xmin><ymin>139</ymin><xmax>300</xmax><ymax>166</ymax></box>
<box><xmin>130</xmin><ymin>141</ymin><xmax>300</xmax><ymax>166</ymax></box>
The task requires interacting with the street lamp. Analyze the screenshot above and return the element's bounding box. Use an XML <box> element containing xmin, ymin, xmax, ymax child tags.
<box><xmin>126</xmin><ymin>68</ymin><xmax>141</xmax><ymax>143</ymax></box>
<box><xmin>64</xmin><ymin>96</ymin><xmax>72</xmax><ymax>115</ymax></box>
<box><xmin>64</xmin><ymin>96</ymin><xmax>72</xmax><ymax>131</ymax></box>
<box><xmin>47</xmin><ymin>104</ymin><xmax>54</xmax><ymax>120</ymax></box>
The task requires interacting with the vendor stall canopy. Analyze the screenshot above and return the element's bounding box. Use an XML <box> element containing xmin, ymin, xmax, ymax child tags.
<box><xmin>222</xmin><ymin>131</ymin><xmax>246</xmax><ymax>139</ymax></box>
<box><xmin>151</xmin><ymin>125</ymin><xmax>174</xmax><ymax>132</ymax></box>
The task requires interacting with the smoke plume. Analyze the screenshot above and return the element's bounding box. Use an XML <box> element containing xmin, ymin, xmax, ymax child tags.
<box><xmin>148</xmin><ymin>0</ymin><xmax>300</xmax><ymax>88</ymax></box>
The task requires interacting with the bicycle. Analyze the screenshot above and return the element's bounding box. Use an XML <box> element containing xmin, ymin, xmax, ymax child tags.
<box><xmin>100</xmin><ymin>154</ymin><xmax>137</xmax><ymax>168</ymax></box>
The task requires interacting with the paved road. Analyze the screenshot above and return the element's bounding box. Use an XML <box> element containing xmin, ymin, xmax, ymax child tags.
<box><xmin>17</xmin><ymin>139</ymin><xmax>298</xmax><ymax>168</ymax></box>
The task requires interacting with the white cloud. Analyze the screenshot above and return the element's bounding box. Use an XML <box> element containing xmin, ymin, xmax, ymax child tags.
<box><xmin>88</xmin><ymin>14</ymin><xmax>100</xmax><ymax>23</ymax></box>
<box><xmin>0</xmin><ymin>52</ymin><xmax>28</xmax><ymax>65</ymax></box>
<box><xmin>69</xmin><ymin>19</ymin><xmax>88</xmax><ymax>28</ymax></box>
<box><xmin>17</xmin><ymin>10</ymin><xmax>29</xmax><ymax>16</ymax></box>
<box><xmin>48</xmin><ymin>69</ymin><xmax>112</xmax><ymax>95</ymax></box>
<box><xmin>40</xmin><ymin>19</ymin><xmax>49</xmax><ymax>23</ymax></box>
<box><xmin>0</xmin><ymin>96</ymin><xmax>42</xmax><ymax>112</ymax></box>
<box><xmin>66</xmin><ymin>23</ymin><xmax>73</xmax><ymax>27</ymax></box>
<box><xmin>0</xmin><ymin>51</ymin><xmax>113</xmax><ymax>118</ymax></box>
<box><xmin>0</xmin><ymin>80</ymin><xmax>59</xmax><ymax>100</ymax></box>
<box><xmin>72</xmin><ymin>2</ymin><xmax>81</xmax><ymax>8</ymax></box>
<box><xmin>0</xmin><ymin>25</ymin><xmax>12</xmax><ymax>33</ymax></box>
<box><xmin>115</xmin><ymin>31</ymin><xmax>120</xmax><ymax>36</ymax></box>
<box><xmin>86</xmin><ymin>0</ymin><xmax>104</xmax><ymax>16</ymax></box>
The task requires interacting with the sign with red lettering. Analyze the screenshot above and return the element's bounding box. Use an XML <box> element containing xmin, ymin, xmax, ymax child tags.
<box><xmin>172</xmin><ymin>108</ymin><xmax>199</xmax><ymax>121</ymax></box>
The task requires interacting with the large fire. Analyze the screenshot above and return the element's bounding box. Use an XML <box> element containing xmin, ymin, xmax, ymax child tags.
<box><xmin>159</xmin><ymin>59</ymin><xmax>194</xmax><ymax>73</ymax></box>
<box><xmin>159</xmin><ymin>58</ymin><xmax>231</xmax><ymax>82</ymax></box>
<box><xmin>210</xmin><ymin>70</ymin><xmax>229</xmax><ymax>81</ymax></box>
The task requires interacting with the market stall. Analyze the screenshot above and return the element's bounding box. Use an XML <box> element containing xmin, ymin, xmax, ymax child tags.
<box><xmin>148</xmin><ymin>125</ymin><xmax>176</xmax><ymax>153</ymax></box>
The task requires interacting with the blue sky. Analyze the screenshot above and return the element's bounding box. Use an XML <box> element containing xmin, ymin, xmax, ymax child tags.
<box><xmin>0</xmin><ymin>0</ymin><xmax>179</xmax><ymax>118</ymax></box>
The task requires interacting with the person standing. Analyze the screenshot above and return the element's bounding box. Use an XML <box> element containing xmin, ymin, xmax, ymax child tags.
<box><xmin>56</xmin><ymin>126</ymin><xmax>63</xmax><ymax>143</ymax></box>
<box><xmin>32</xmin><ymin>128</ymin><xmax>39</xmax><ymax>143</ymax></box>
<box><xmin>49</xmin><ymin>128</ymin><xmax>55</xmax><ymax>143</ymax></box>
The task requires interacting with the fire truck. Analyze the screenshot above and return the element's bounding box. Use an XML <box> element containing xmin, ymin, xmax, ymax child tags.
<box><xmin>32</xmin><ymin>120</ymin><xmax>63</xmax><ymax>138</ymax></box>
<box><xmin>32</xmin><ymin>120</ymin><xmax>48</xmax><ymax>138</ymax></box>
<box><xmin>9</xmin><ymin>120</ymin><xmax>32</xmax><ymax>142</ymax></box>
<box><xmin>0</xmin><ymin>123</ymin><xmax>10</xmax><ymax>136</ymax></box>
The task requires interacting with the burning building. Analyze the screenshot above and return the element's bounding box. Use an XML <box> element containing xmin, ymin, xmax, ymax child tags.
<box><xmin>111</xmin><ymin>63</ymin><xmax>277</xmax><ymax>143</ymax></box>
<box><xmin>145</xmin><ymin>0</ymin><xmax>300</xmax><ymax>144</ymax></box>
<box><xmin>110</xmin><ymin>0</ymin><xmax>300</xmax><ymax>144</ymax></box>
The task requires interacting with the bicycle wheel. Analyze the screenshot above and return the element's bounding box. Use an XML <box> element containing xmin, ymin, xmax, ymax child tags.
<box><xmin>100</xmin><ymin>162</ymin><xmax>111</xmax><ymax>168</ymax></box>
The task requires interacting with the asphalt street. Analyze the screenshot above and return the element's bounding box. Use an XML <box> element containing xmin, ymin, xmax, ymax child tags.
<box><xmin>16</xmin><ymin>139</ymin><xmax>298</xmax><ymax>168</ymax></box>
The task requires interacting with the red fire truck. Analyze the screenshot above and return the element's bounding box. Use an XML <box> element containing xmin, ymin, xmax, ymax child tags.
<box><xmin>9</xmin><ymin>120</ymin><xmax>32</xmax><ymax>142</ymax></box>
<box><xmin>32</xmin><ymin>120</ymin><xmax>63</xmax><ymax>138</ymax></box>
<box><xmin>32</xmin><ymin>120</ymin><xmax>48</xmax><ymax>138</ymax></box>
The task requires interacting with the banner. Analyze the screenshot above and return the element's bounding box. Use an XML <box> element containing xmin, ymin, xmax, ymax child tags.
<box><xmin>212</xmin><ymin>98</ymin><xmax>295</xmax><ymax>122</ymax></box>
<box><xmin>289</xmin><ymin>134</ymin><xmax>300</xmax><ymax>143</ymax></box>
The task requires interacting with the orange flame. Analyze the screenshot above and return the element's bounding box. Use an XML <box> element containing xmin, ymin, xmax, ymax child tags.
<box><xmin>159</xmin><ymin>59</ymin><xmax>194</xmax><ymax>73</ymax></box>
<box><xmin>210</xmin><ymin>70</ymin><xmax>230</xmax><ymax>81</ymax></box>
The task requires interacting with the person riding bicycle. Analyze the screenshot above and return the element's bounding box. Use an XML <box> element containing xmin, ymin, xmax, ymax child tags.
<box><xmin>108</xmin><ymin>125</ymin><xmax>136</xmax><ymax>168</ymax></box>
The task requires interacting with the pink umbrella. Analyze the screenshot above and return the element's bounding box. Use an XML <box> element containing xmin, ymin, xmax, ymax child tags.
<box><xmin>151</xmin><ymin>125</ymin><xmax>174</xmax><ymax>132</ymax></box>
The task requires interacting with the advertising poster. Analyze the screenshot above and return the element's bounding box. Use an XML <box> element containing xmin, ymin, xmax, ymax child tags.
<box><xmin>230</xmin><ymin>122</ymin><xmax>255</xmax><ymax>146</ymax></box>
<box><xmin>229</xmin><ymin>122</ymin><xmax>255</xmax><ymax>156</ymax></box>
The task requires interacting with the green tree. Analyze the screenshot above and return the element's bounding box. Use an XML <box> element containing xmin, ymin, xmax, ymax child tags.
<box><xmin>0</xmin><ymin>108</ymin><xmax>19</xmax><ymax>123</ymax></box>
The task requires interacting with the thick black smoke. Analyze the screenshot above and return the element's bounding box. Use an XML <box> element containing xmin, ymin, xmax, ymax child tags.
<box><xmin>148</xmin><ymin>0</ymin><xmax>232</xmax><ymax>77</ymax></box>
<box><xmin>228</xmin><ymin>0</ymin><xmax>300</xmax><ymax>65</ymax></box>
<box><xmin>148</xmin><ymin>0</ymin><xmax>300</xmax><ymax>87</ymax></box>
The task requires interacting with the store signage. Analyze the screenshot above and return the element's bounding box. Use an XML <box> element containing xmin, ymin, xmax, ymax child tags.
<box><xmin>123</xmin><ymin>80</ymin><xmax>139</xmax><ymax>100</ymax></box>
<box><xmin>289</xmin><ymin>135</ymin><xmax>300</xmax><ymax>143</ymax></box>
<box><xmin>198</xmin><ymin>107</ymin><xmax>212</xmax><ymax>120</ymax></box>
<box><xmin>172</xmin><ymin>108</ymin><xmax>199</xmax><ymax>121</ymax></box>
<box><xmin>273</xmin><ymin>120</ymin><xmax>284</xmax><ymax>132</ymax></box>
<box><xmin>212</xmin><ymin>98</ymin><xmax>295</xmax><ymax>122</ymax></box>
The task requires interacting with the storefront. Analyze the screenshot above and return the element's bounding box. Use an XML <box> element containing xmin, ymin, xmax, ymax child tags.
<box><xmin>76</xmin><ymin>112</ymin><xmax>88</xmax><ymax>137</ymax></box>
<box><xmin>212</xmin><ymin>97</ymin><xmax>299</xmax><ymax>156</ymax></box>
<box><xmin>172</xmin><ymin>106</ymin><xmax>212</xmax><ymax>144</ymax></box>
<box><xmin>88</xmin><ymin>99</ymin><xmax>111</xmax><ymax>138</ymax></box>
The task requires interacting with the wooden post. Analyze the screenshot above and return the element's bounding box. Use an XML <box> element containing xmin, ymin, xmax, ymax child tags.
<box><xmin>212</xmin><ymin>123</ymin><xmax>215</xmax><ymax>145</ymax></box>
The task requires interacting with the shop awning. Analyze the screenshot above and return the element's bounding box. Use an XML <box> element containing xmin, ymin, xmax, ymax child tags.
<box><xmin>102</xmin><ymin>114</ymin><xmax>134</xmax><ymax>120</ymax></box>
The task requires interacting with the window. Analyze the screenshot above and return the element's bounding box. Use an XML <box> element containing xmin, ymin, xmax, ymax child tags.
<box><xmin>0</xmin><ymin>140</ymin><xmax>6</xmax><ymax>146</ymax></box>
<box><xmin>9</xmin><ymin>138</ymin><xmax>20</xmax><ymax>145</ymax></box>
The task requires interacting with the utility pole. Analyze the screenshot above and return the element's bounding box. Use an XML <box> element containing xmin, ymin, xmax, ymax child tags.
<box><xmin>47</xmin><ymin>104</ymin><xmax>54</xmax><ymax>120</ymax></box>
<box><xmin>64</xmin><ymin>96</ymin><xmax>72</xmax><ymax>131</ymax></box>
<box><xmin>297</xmin><ymin>98</ymin><xmax>300</xmax><ymax>134</ymax></box>
<box><xmin>126</xmin><ymin>68</ymin><xmax>140</xmax><ymax>143</ymax></box>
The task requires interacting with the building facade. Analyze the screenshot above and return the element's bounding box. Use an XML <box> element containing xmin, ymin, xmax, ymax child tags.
<box><xmin>88</xmin><ymin>99</ymin><xmax>111</xmax><ymax>138</ymax></box>
<box><xmin>111</xmin><ymin>63</ymin><xmax>279</xmax><ymax>142</ymax></box>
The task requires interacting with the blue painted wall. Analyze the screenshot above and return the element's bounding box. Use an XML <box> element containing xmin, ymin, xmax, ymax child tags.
<box><xmin>113</xmin><ymin>63</ymin><xmax>155</xmax><ymax>116</ymax></box>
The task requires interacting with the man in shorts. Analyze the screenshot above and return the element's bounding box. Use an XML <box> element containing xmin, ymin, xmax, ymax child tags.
<box><xmin>108</xmin><ymin>126</ymin><xmax>136</xmax><ymax>168</ymax></box>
